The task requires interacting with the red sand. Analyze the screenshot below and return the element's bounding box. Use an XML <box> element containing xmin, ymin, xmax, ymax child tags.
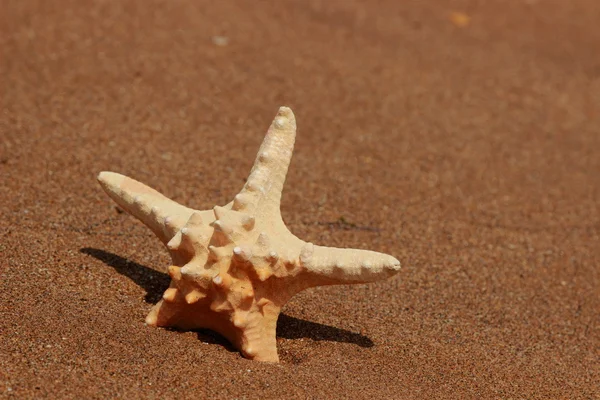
<box><xmin>1</xmin><ymin>1</ymin><xmax>599</xmax><ymax>398</ymax></box>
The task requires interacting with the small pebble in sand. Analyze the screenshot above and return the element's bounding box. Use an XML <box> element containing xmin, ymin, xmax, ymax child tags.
<box><xmin>211</xmin><ymin>35</ymin><xmax>229</xmax><ymax>46</ymax></box>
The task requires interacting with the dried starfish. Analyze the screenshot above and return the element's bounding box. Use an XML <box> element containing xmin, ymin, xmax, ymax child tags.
<box><xmin>97</xmin><ymin>107</ymin><xmax>400</xmax><ymax>362</ymax></box>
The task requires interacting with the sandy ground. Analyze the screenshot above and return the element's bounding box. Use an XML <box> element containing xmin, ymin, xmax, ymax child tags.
<box><xmin>1</xmin><ymin>0</ymin><xmax>599</xmax><ymax>398</ymax></box>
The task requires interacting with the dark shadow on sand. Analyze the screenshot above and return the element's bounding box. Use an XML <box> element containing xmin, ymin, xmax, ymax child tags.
<box><xmin>277</xmin><ymin>314</ymin><xmax>373</xmax><ymax>348</ymax></box>
<box><xmin>80</xmin><ymin>247</ymin><xmax>170</xmax><ymax>303</ymax></box>
<box><xmin>81</xmin><ymin>247</ymin><xmax>373</xmax><ymax>348</ymax></box>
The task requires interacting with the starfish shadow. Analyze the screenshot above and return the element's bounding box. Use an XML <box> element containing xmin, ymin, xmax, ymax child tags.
<box><xmin>80</xmin><ymin>247</ymin><xmax>170</xmax><ymax>304</ymax></box>
<box><xmin>277</xmin><ymin>314</ymin><xmax>374</xmax><ymax>348</ymax></box>
<box><xmin>81</xmin><ymin>247</ymin><xmax>374</xmax><ymax>349</ymax></box>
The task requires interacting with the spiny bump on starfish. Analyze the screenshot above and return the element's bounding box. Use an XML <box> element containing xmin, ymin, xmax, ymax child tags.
<box><xmin>97</xmin><ymin>106</ymin><xmax>401</xmax><ymax>362</ymax></box>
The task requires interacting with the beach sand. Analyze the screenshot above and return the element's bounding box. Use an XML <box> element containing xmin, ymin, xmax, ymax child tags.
<box><xmin>1</xmin><ymin>1</ymin><xmax>599</xmax><ymax>398</ymax></box>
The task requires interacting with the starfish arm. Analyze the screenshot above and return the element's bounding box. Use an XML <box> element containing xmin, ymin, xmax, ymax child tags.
<box><xmin>146</xmin><ymin>292</ymin><xmax>281</xmax><ymax>362</ymax></box>
<box><xmin>232</xmin><ymin>107</ymin><xmax>296</xmax><ymax>222</ymax></box>
<box><xmin>97</xmin><ymin>171</ymin><xmax>195</xmax><ymax>244</ymax></box>
<box><xmin>298</xmin><ymin>243</ymin><xmax>401</xmax><ymax>286</ymax></box>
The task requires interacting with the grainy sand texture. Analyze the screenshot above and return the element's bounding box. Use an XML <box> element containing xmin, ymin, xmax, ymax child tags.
<box><xmin>1</xmin><ymin>1</ymin><xmax>599</xmax><ymax>399</ymax></box>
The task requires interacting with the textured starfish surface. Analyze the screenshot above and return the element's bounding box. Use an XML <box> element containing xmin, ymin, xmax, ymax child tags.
<box><xmin>97</xmin><ymin>107</ymin><xmax>401</xmax><ymax>362</ymax></box>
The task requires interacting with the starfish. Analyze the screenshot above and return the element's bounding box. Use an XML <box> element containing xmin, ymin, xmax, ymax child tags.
<box><xmin>97</xmin><ymin>107</ymin><xmax>401</xmax><ymax>362</ymax></box>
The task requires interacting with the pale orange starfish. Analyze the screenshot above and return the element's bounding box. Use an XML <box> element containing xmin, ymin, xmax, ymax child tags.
<box><xmin>97</xmin><ymin>107</ymin><xmax>400</xmax><ymax>362</ymax></box>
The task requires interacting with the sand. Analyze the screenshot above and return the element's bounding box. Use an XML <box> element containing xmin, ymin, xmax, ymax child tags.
<box><xmin>1</xmin><ymin>0</ymin><xmax>599</xmax><ymax>398</ymax></box>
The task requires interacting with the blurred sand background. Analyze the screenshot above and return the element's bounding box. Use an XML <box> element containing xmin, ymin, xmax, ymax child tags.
<box><xmin>1</xmin><ymin>1</ymin><xmax>599</xmax><ymax>398</ymax></box>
